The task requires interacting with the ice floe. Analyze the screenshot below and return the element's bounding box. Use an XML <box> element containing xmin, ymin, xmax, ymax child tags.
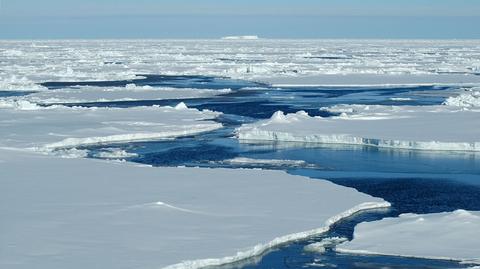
<box><xmin>17</xmin><ymin>86</ymin><xmax>232</xmax><ymax>104</ymax></box>
<box><xmin>222</xmin><ymin>157</ymin><xmax>315</xmax><ymax>168</ymax></box>
<box><xmin>0</xmin><ymin>148</ymin><xmax>389</xmax><ymax>269</ymax></box>
<box><xmin>337</xmin><ymin>210</ymin><xmax>480</xmax><ymax>264</ymax></box>
<box><xmin>236</xmin><ymin>104</ymin><xmax>480</xmax><ymax>151</ymax></box>
<box><xmin>304</xmin><ymin>237</ymin><xmax>348</xmax><ymax>253</ymax></box>
<box><xmin>93</xmin><ymin>148</ymin><xmax>138</xmax><ymax>159</ymax></box>
<box><xmin>0</xmin><ymin>101</ymin><xmax>222</xmax><ymax>150</ymax></box>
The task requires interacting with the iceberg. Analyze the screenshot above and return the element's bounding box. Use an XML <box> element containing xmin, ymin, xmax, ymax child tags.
<box><xmin>0</xmin><ymin>148</ymin><xmax>389</xmax><ymax>269</ymax></box>
<box><xmin>221</xmin><ymin>35</ymin><xmax>259</xmax><ymax>40</ymax></box>
<box><xmin>337</xmin><ymin>210</ymin><xmax>480</xmax><ymax>264</ymax></box>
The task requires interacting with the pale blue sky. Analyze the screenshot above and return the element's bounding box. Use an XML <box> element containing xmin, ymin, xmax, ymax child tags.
<box><xmin>0</xmin><ymin>0</ymin><xmax>479</xmax><ymax>38</ymax></box>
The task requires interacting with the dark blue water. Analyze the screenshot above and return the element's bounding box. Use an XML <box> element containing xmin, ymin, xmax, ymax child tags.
<box><xmin>53</xmin><ymin>81</ymin><xmax>450</xmax><ymax>119</ymax></box>
<box><xmin>0</xmin><ymin>91</ymin><xmax>36</xmax><ymax>97</ymax></box>
<box><xmin>41</xmin><ymin>75</ymin><xmax>480</xmax><ymax>268</ymax></box>
<box><xmin>40</xmin><ymin>74</ymin><xmax>266</xmax><ymax>90</ymax></box>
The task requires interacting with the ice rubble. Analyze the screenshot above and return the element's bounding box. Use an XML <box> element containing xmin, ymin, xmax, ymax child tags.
<box><xmin>2</xmin><ymin>40</ymin><xmax>480</xmax><ymax>88</ymax></box>
<box><xmin>304</xmin><ymin>237</ymin><xmax>348</xmax><ymax>253</ymax></box>
<box><xmin>443</xmin><ymin>88</ymin><xmax>480</xmax><ymax>108</ymax></box>
<box><xmin>337</xmin><ymin>210</ymin><xmax>480</xmax><ymax>264</ymax></box>
<box><xmin>222</xmin><ymin>157</ymin><xmax>315</xmax><ymax>168</ymax></box>
<box><xmin>0</xmin><ymin>100</ymin><xmax>222</xmax><ymax>150</ymax></box>
<box><xmin>236</xmin><ymin>104</ymin><xmax>480</xmax><ymax>151</ymax></box>
<box><xmin>93</xmin><ymin>148</ymin><xmax>138</xmax><ymax>159</ymax></box>
<box><xmin>0</xmin><ymin>148</ymin><xmax>389</xmax><ymax>269</ymax></box>
<box><xmin>0</xmin><ymin>75</ymin><xmax>48</xmax><ymax>91</ymax></box>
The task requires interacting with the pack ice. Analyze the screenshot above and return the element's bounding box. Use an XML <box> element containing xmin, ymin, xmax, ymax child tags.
<box><xmin>2</xmin><ymin>40</ymin><xmax>480</xmax><ymax>90</ymax></box>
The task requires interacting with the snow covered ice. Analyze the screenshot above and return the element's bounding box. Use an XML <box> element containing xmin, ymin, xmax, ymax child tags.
<box><xmin>17</xmin><ymin>85</ymin><xmax>232</xmax><ymax>105</ymax></box>
<box><xmin>0</xmin><ymin>101</ymin><xmax>222</xmax><ymax>150</ymax></box>
<box><xmin>237</xmin><ymin>103</ymin><xmax>480</xmax><ymax>151</ymax></box>
<box><xmin>0</xmin><ymin>148</ymin><xmax>388</xmax><ymax>269</ymax></box>
<box><xmin>337</xmin><ymin>210</ymin><xmax>480</xmax><ymax>264</ymax></box>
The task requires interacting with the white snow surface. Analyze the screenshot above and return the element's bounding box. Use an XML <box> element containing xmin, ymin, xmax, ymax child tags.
<box><xmin>2</xmin><ymin>40</ymin><xmax>480</xmax><ymax>89</ymax></box>
<box><xmin>236</xmin><ymin>105</ymin><xmax>480</xmax><ymax>151</ymax></box>
<box><xmin>0</xmin><ymin>148</ymin><xmax>389</xmax><ymax>269</ymax></box>
<box><xmin>0</xmin><ymin>101</ymin><xmax>222</xmax><ymax>150</ymax></box>
<box><xmin>18</xmin><ymin>86</ymin><xmax>231</xmax><ymax>104</ymax></box>
<box><xmin>338</xmin><ymin>210</ymin><xmax>480</xmax><ymax>264</ymax></box>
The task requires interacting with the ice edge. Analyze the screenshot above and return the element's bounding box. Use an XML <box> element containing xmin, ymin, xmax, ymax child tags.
<box><xmin>40</xmin><ymin>124</ymin><xmax>223</xmax><ymax>150</ymax></box>
<box><xmin>162</xmin><ymin>201</ymin><xmax>391</xmax><ymax>269</ymax></box>
<box><xmin>335</xmin><ymin>248</ymin><xmax>480</xmax><ymax>266</ymax></box>
<box><xmin>237</xmin><ymin>130</ymin><xmax>480</xmax><ymax>152</ymax></box>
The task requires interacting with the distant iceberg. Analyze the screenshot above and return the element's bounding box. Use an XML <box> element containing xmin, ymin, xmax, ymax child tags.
<box><xmin>221</xmin><ymin>35</ymin><xmax>259</xmax><ymax>40</ymax></box>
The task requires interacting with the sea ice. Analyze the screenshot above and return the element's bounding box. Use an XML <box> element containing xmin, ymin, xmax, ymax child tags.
<box><xmin>93</xmin><ymin>148</ymin><xmax>138</xmax><ymax>159</ymax></box>
<box><xmin>0</xmin><ymin>101</ymin><xmax>222</xmax><ymax>150</ymax></box>
<box><xmin>17</xmin><ymin>86</ymin><xmax>232</xmax><ymax>104</ymax></box>
<box><xmin>2</xmin><ymin>40</ymin><xmax>480</xmax><ymax>88</ymax></box>
<box><xmin>337</xmin><ymin>210</ymin><xmax>480</xmax><ymax>264</ymax></box>
<box><xmin>222</xmin><ymin>157</ymin><xmax>315</xmax><ymax>168</ymax></box>
<box><xmin>304</xmin><ymin>237</ymin><xmax>348</xmax><ymax>253</ymax></box>
<box><xmin>443</xmin><ymin>88</ymin><xmax>480</xmax><ymax>108</ymax></box>
<box><xmin>0</xmin><ymin>148</ymin><xmax>389</xmax><ymax>269</ymax></box>
<box><xmin>236</xmin><ymin>105</ymin><xmax>480</xmax><ymax>151</ymax></box>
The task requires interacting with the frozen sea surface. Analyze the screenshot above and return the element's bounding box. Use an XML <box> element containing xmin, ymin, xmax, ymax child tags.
<box><xmin>2</xmin><ymin>39</ymin><xmax>480</xmax><ymax>89</ymax></box>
